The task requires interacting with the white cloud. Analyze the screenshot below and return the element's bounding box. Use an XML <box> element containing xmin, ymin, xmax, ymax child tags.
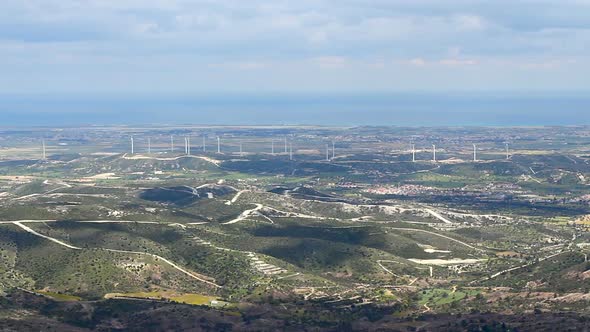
<box><xmin>519</xmin><ymin>58</ymin><xmax>577</xmax><ymax>70</ymax></box>
<box><xmin>408</xmin><ymin>58</ymin><xmax>427</xmax><ymax>66</ymax></box>
<box><xmin>311</xmin><ymin>56</ymin><xmax>349</xmax><ymax>68</ymax></box>
<box><xmin>452</xmin><ymin>14</ymin><xmax>487</xmax><ymax>31</ymax></box>
<box><xmin>307</xmin><ymin>30</ymin><xmax>328</xmax><ymax>44</ymax></box>
<box><xmin>0</xmin><ymin>0</ymin><xmax>588</xmax><ymax>93</ymax></box>
<box><xmin>439</xmin><ymin>59</ymin><xmax>478</xmax><ymax>66</ymax></box>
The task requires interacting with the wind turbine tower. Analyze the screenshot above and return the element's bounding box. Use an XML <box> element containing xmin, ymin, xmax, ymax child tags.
<box><xmin>170</xmin><ymin>135</ymin><xmax>174</xmax><ymax>152</ymax></box>
<box><xmin>271</xmin><ymin>140</ymin><xmax>275</xmax><ymax>155</ymax></box>
<box><xmin>412</xmin><ymin>144</ymin><xmax>416</xmax><ymax>162</ymax></box>
<box><xmin>187</xmin><ymin>137</ymin><xmax>191</xmax><ymax>155</ymax></box>
<box><xmin>289</xmin><ymin>142</ymin><xmax>293</xmax><ymax>160</ymax></box>
<box><xmin>203</xmin><ymin>135</ymin><xmax>206</xmax><ymax>152</ymax></box>
<box><xmin>217</xmin><ymin>137</ymin><xmax>221</xmax><ymax>153</ymax></box>
<box><xmin>473</xmin><ymin>144</ymin><xmax>477</xmax><ymax>162</ymax></box>
<box><xmin>131</xmin><ymin>137</ymin><xmax>134</xmax><ymax>155</ymax></box>
<box><xmin>284</xmin><ymin>136</ymin><xmax>288</xmax><ymax>153</ymax></box>
<box><xmin>332</xmin><ymin>141</ymin><xmax>335</xmax><ymax>160</ymax></box>
<box><xmin>326</xmin><ymin>144</ymin><xmax>330</xmax><ymax>161</ymax></box>
<box><xmin>432</xmin><ymin>144</ymin><xmax>437</xmax><ymax>162</ymax></box>
<box><xmin>505</xmin><ymin>143</ymin><xmax>510</xmax><ymax>160</ymax></box>
<box><xmin>148</xmin><ymin>138</ymin><xmax>151</xmax><ymax>155</ymax></box>
<box><xmin>42</xmin><ymin>140</ymin><xmax>46</xmax><ymax>160</ymax></box>
<box><xmin>239</xmin><ymin>142</ymin><xmax>243</xmax><ymax>156</ymax></box>
<box><xmin>184</xmin><ymin>137</ymin><xmax>188</xmax><ymax>155</ymax></box>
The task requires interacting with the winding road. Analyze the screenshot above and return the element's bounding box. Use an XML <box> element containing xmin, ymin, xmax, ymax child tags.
<box><xmin>8</xmin><ymin>220</ymin><xmax>221</xmax><ymax>288</ymax></box>
<box><xmin>387</xmin><ymin>227</ymin><xmax>481</xmax><ymax>251</ymax></box>
<box><xmin>225</xmin><ymin>190</ymin><xmax>248</xmax><ymax>205</ymax></box>
<box><xmin>122</xmin><ymin>154</ymin><xmax>221</xmax><ymax>166</ymax></box>
<box><xmin>222</xmin><ymin>204</ymin><xmax>263</xmax><ymax>224</ymax></box>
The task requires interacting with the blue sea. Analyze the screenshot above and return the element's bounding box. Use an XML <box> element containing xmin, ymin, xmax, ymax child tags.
<box><xmin>0</xmin><ymin>92</ymin><xmax>589</xmax><ymax>127</ymax></box>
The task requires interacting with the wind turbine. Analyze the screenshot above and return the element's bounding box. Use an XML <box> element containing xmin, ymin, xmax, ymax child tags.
<box><xmin>203</xmin><ymin>135</ymin><xmax>206</xmax><ymax>152</ymax></box>
<box><xmin>271</xmin><ymin>140</ymin><xmax>275</xmax><ymax>155</ymax></box>
<box><xmin>412</xmin><ymin>144</ymin><xmax>416</xmax><ymax>162</ymax></box>
<box><xmin>505</xmin><ymin>143</ymin><xmax>510</xmax><ymax>160</ymax></box>
<box><xmin>217</xmin><ymin>136</ymin><xmax>221</xmax><ymax>153</ymax></box>
<box><xmin>284</xmin><ymin>136</ymin><xmax>288</xmax><ymax>154</ymax></box>
<box><xmin>289</xmin><ymin>142</ymin><xmax>293</xmax><ymax>160</ymax></box>
<box><xmin>332</xmin><ymin>141</ymin><xmax>335</xmax><ymax>160</ymax></box>
<box><xmin>131</xmin><ymin>136</ymin><xmax>134</xmax><ymax>155</ymax></box>
<box><xmin>187</xmin><ymin>136</ymin><xmax>191</xmax><ymax>155</ymax></box>
<box><xmin>473</xmin><ymin>144</ymin><xmax>477</xmax><ymax>162</ymax></box>
<box><xmin>42</xmin><ymin>139</ymin><xmax>46</xmax><ymax>160</ymax></box>
<box><xmin>148</xmin><ymin>137</ymin><xmax>151</xmax><ymax>155</ymax></box>
<box><xmin>170</xmin><ymin>135</ymin><xmax>174</xmax><ymax>153</ymax></box>
<box><xmin>432</xmin><ymin>144</ymin><xmax>437</xmax><ymax>162</ymax></box>
<box><xmin>326</xmin><ymin>144</ymin><xmax>330</xmax><ymax>161</ymax></box>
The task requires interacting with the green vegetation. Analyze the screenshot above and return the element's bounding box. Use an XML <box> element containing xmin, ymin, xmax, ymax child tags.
<box><xmin>170</xmin><ymin>294</ymin><xmax>220</xmax><ymax>305</ymax></box>
<box><xmin>1</xmin><ymin>125</ymin><xmax>590</xmax><ymax>329</ymax></box>
<box><xmin>36</xmin><ymin>291</ymin><xmax>82</xmax><ymax>301</ymax></box>
<box><xmin>419</xmin><ymin>288</ymin><xmax>480</xmax><ymax>306</ymax></box>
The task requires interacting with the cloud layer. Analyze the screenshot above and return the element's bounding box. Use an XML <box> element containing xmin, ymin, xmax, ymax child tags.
<box><xmin>0</xmin><ymin>0</ymin><xmax>588</xmax><ymax>93</ymax></box>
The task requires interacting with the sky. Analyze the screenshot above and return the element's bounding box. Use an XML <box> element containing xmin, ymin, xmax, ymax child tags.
<box><xmin>0</xmin><ymin>1</ymin><xmax>589</xmax><ymax>125</ymax></box>
<box><xmin>0</xmin><ymin>0</ymin><xmax>589</xmax><ymax>95</ymax></box>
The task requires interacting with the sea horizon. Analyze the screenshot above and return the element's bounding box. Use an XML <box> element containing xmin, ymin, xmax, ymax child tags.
<box><xmin>1</xmin><ymin>91</ymin><xmax>589</xmax><ymax>127</ymax></box>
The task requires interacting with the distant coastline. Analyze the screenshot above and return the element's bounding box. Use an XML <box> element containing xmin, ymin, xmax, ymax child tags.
<box><xmin>1</xmin><ymin>92</ymin><xmax>589</xmax><ymax>127</ymax></box>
